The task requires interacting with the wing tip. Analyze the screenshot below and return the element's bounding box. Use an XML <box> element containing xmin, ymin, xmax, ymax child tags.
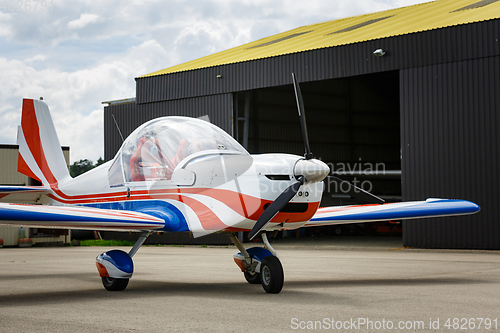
<box><xmin>426</xmin><ymin>198</ymin><xmax>481</xmax><ymax>214</ymax></box>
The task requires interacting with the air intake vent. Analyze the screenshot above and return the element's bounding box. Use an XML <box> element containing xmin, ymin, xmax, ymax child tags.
<box><xmin>282</xmin><ymin>203</ymin><xmax>308</xmax><ymax>213</ymax></box>
<box><xmin>265</xmin><ymin>175</ymin><xmax>291</xmax><ymax>181</ymax></box>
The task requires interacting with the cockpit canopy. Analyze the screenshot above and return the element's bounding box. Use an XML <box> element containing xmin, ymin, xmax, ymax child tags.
<box><xmin>108</xmin><ymin>116</ymin><xmax>248</xmax><ymax>186</ymax></box>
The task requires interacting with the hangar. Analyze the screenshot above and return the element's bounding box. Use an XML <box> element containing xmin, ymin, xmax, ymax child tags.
<box><xmin>104</xmin><ymin>0</ymin><xmax>500</xmax><ymax>249</ymax></box>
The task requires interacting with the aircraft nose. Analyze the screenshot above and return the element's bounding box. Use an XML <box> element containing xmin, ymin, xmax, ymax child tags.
<box><xmin>294</xmin><ymin>159</ymin><xmax>330</xmax><ymax>183</ymax></box>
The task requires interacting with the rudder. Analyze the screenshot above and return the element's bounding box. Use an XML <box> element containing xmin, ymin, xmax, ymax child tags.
<box><xmin>17</xmin><ymin>99</ymin><xmax>71</xmax><ymax>187</ymax></box>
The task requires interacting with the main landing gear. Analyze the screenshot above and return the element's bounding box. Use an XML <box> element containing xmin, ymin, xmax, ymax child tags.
<box><xmin>229</xmin><ymin>232</ymin><xmax>284</xmax><ymax>294</ymax></box>
<box><xmin>95</xmin><ymin>231</ymin><xmax>151</xmax><ymax>291</ymax></box>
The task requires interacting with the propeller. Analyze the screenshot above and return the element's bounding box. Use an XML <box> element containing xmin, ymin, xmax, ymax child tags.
<box><xmin>292</xmin><ymin>73</ymin><xmax>313</xmax><ymax>160</ymax></box>
<box><xmin>247</xmin><ymin>176</ymin><xmax>305</xmax><ymax>240</ymax></box>
<box><xmin>326</xmin><ymin>176</ymin><xmax>385</xmax><ymax>204</ymax></box>
<box><xmin>248</xmin><ymin>73</ymin><xmax>322</xmax><ymax>240</ymax></box>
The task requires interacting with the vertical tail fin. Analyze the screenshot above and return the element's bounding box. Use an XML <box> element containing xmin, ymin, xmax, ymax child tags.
<box><xmin>17</xmin><ymin>99</ymin><xmax>71</xmax><ymax>187</ymax></box>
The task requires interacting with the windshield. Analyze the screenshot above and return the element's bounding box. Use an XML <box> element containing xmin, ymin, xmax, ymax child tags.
<box><xmin>108</xmin><ymin>116</ymin><xmax>248</xmax><ymax>185</ymax></box>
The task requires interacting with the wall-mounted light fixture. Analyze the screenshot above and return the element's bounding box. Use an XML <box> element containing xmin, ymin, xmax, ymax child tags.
<box><xmin>216</xmin><ymin>74</ymin><xmax>222</xmax><ymax>79</ymax></box>
<box><xmin>373</xmin><ymin>49</ymin><xmax>385</xmax><ymax>57</ymax></box>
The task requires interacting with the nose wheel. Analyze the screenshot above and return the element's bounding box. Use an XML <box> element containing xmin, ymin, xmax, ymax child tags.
<box><xmin>260</xmin><ymin>255</ymin><xmax>284</xmax><ymax>293</ymax></box>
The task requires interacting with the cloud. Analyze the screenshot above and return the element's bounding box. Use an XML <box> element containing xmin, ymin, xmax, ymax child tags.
<box><xmin>68</xmin><ymin>13</ymin><xmax>102</xmax><ymax>29</ymax></box>
<box><xmin>173</xmin><ymin>22</ymin><xmax>246</xmax><ymax>62</ymax></box>
<box><xmin>0</xmin><ymin>12</ymin><xmax>12</xmax><ymax>37</ymax></box>
<box><xmin>25</xmin><ymin>54</ymin><xmax>47</xmax><ymax>63</ymax></box>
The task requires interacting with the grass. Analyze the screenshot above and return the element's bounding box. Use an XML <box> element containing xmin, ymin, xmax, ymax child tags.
<box><xmin>79</xmin><ymin>239</ymin><xmax>136</xmax><ymax>247</ymax></box>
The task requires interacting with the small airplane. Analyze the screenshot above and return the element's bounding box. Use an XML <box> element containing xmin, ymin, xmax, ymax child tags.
<box><xmin>0</xmin><ymin>74</ymin><xmax>480</xmax><ymax>293</ymax></box>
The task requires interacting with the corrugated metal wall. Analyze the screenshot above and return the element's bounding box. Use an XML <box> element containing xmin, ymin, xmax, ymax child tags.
<box><xmin>136</xmin><ymin>19</ymin><xmax>500</xmax><ymax>104</ymax></box>
<box><xmin>400</xmin><ymin>55</ymin><xmax>500</xmax><ymax>249</ymax></box>
<box><xmin>104</xmin><ymin>94</ymin><xmax>233</xmax><ymax>160</ymax></box>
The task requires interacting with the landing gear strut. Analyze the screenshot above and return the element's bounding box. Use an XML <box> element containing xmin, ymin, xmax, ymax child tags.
<box><xmin>229</xmin><ymin>232</ymin><xmax>284</xmax><ymax>294</ymax></box>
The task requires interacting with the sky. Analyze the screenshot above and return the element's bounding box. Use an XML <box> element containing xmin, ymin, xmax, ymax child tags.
<box><xmin>0</xmin><ymin>0</ymin><xmax>431</xmax><ymax>164</ymax></box>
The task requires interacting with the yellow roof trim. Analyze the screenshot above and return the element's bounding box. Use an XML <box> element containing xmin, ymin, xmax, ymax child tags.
<box><xmin>140</xmin><ymin>0</ymin><xmax>500</xmax><ymax>78</ymax></box>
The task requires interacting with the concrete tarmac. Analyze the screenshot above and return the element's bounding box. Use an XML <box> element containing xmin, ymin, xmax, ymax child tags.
<box><xmin>0</xmin><ymin>238</ymin><xmax>499</xmax><ymax>332</ymax></box>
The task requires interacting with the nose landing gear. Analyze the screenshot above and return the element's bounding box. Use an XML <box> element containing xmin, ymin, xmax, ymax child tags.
<box><xmin>229</xmin><ymin>232</ymin><xmax>284</xmax><ymax>294</ymax></box>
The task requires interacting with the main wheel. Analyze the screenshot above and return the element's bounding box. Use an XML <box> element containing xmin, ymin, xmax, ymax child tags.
<box><xmin>101</xmin><ymin>277</ymin><xmax>129</xmax><ymax>291</ymax></box>
<box><xmin>260</xmin><ymin>256</ymin><xmax>284</xmax><ymax>294</ymax></box>
<box><xmin>244</xmin><ymin>270</ymin><xmax>261</xmax><ymax>284</ymax></box>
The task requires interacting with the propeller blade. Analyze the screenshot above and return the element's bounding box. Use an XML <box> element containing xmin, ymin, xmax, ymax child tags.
<box><xmin>292</xmin><ymin>73</ymin><xmax>313</xmax><ymax>160</ymax></box>
<box><xmin>326</xmin><ymin>176</ymin><xmax>385</xmax><ymax>204</ymax></box>
<box><xmin>248</xmin><ymin>176</ymin><xmax>305</xmax><ymax>240</ymax></box>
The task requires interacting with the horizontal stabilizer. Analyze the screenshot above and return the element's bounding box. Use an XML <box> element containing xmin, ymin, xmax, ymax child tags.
<box><xmin>0</xmin><ymin>186</ymin><xmax>49</xmax><ymax>204</ymax></box>
<box><xmin>0</xmin><ymin>203</ymin><xmax>165</xmax><ymax>232</ymax></box>
<box><xmin>307</xmin><ymin>198</ymin><xmax>480</xmax><ymax>226</ymax></box>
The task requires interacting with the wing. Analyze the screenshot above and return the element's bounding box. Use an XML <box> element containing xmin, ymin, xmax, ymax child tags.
<box><xmin>306</xmin><ymin>198</ymin><xmax>480</xmax><ymax>226</ymax></box>
<box><xmin>0</xmin><ymin>186</ymin><xmax>49</xmax><ymax>204</ymax></box>
<box><xmin>0</xmin><ymin>203</ymin><xmax>165</xmax><ymax>232</ymax></box>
